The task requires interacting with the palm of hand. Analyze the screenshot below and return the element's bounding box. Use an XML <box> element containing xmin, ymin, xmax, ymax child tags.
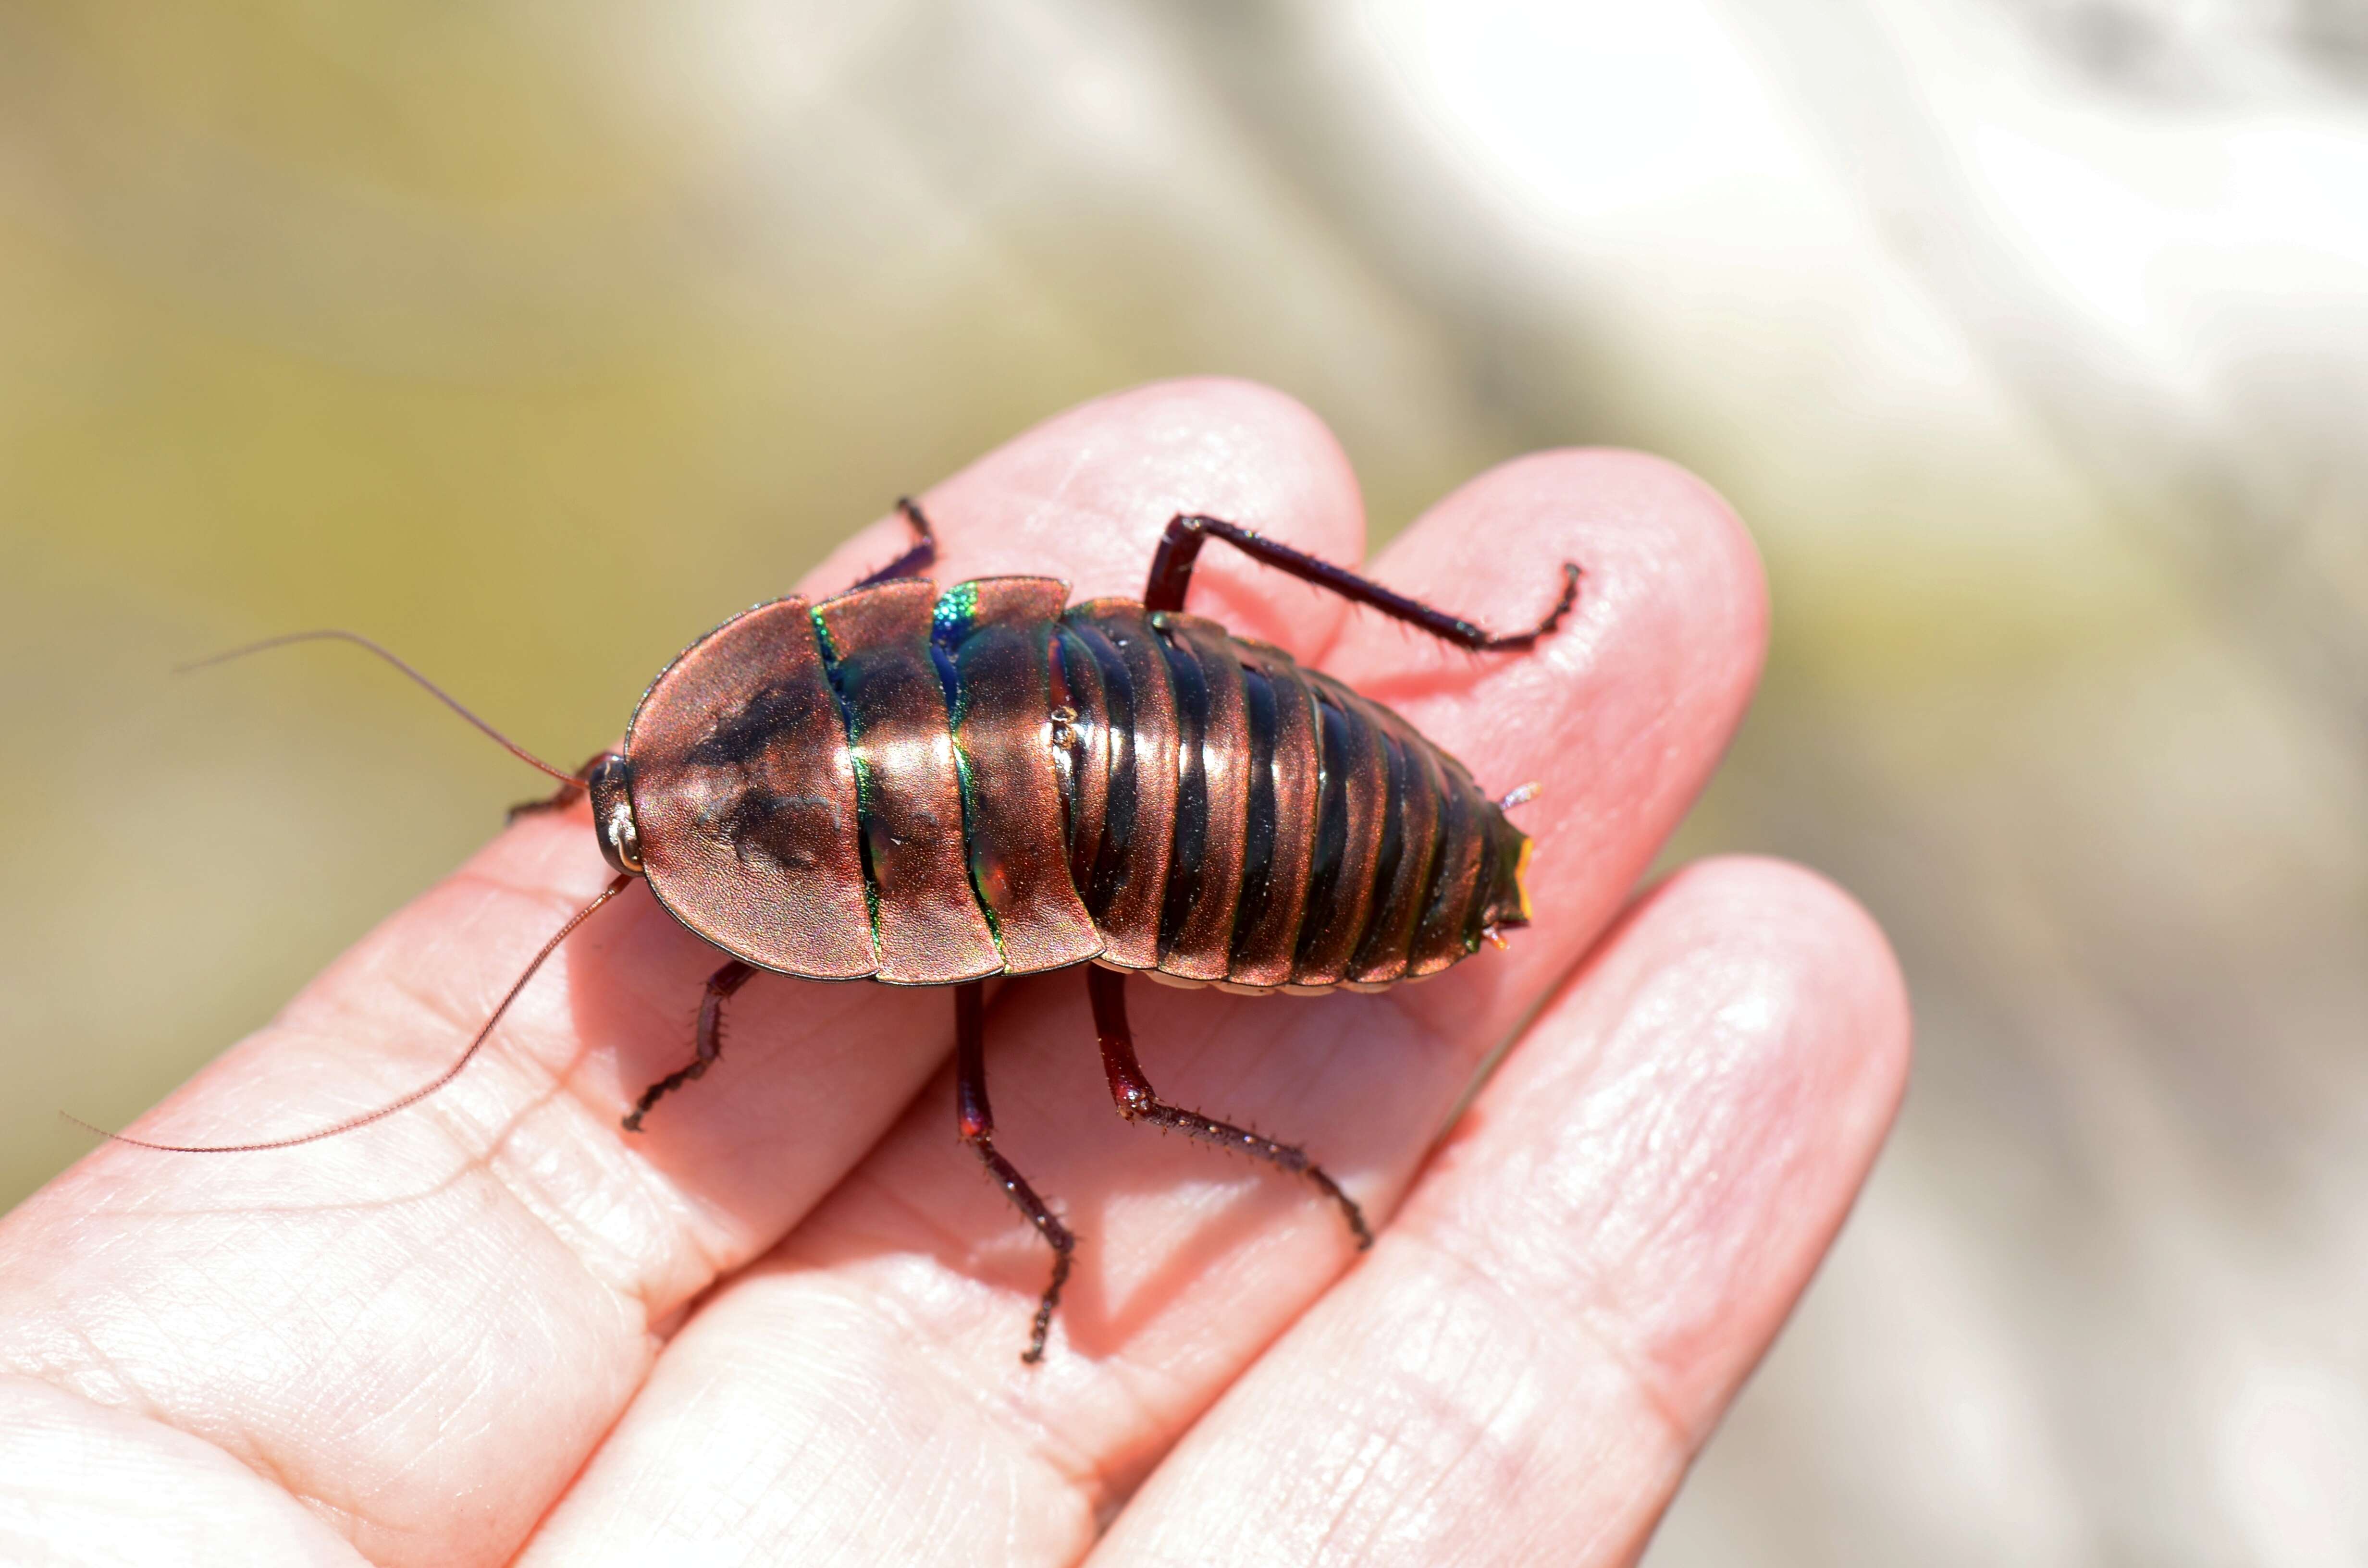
<box><xmin>0</xmin><ymin>380</ymin><xmax>1907</xmax><ymax>1567</ymax></box>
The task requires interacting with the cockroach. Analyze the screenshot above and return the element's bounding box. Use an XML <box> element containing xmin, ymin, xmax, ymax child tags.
<box><xmin>87</xmin><ymin>503</ymin><xmax>1578</xmax><ymax>1362</ymax></box>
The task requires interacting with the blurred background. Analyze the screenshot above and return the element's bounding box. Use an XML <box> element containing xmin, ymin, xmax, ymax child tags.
<box><xmin>3</xmin><ymin>0</ymin><xmax>2364</xmax><ymax>1561</ymax></box>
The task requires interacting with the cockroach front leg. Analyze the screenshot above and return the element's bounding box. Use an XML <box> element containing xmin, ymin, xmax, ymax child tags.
<box><xmin>955</xmin><ymin>981</ymin><xmax>1075</xmax><ymax>1363</ymax></box>
<box><xmin>1087</xmin><ymin>966</ymin><xmax>1372</xmax><ymax>1249</ymax></box>
<box><xmin>508</xmin><ymin>749</ymin><xmax>621</xmax><ymax>823</ymax></box>
<box><xmin>849</xmin><ymin>497</ymin><xmax>939</xmax><ymax>588</ymax></box>
<box><xmin>622</xmin><ymin>959</ymin><xmax>755</xmax><ymax>1132</ymax></box>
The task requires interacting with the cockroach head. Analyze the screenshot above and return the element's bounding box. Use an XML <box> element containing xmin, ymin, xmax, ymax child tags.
<box><xmin>585</xmin><ymin>753</ymin><xmax>643</xmax><ymax>876</ymax></box>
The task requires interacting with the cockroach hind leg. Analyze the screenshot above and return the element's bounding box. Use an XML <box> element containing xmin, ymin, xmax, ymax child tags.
<box><xmin>1142</xmin><ymin>513</ymin><xmax>1580</xmax><ymax>654</ymax></box>
<box><xmin>1088</xmin><ymin>966</ymin><xmax>1373</xmax><ymax>1250</ymax></box>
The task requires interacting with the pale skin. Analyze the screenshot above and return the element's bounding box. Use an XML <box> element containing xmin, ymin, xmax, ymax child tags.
<box><xmin>0</xmin><ymin>380</ymin><xmax>1910</xmax><ymax>1567</ymax></box>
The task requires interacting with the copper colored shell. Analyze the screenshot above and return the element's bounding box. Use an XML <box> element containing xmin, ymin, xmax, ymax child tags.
<box><xmin>1350</xmin><ymin>718</ymin><xmax>1445</xmax><ymax>985</ymax></box>
<box><xmin>1221</xmin><ymin>640</ymin><xmax>1321</xmax><ymax>988</ymax></box>
<box><xmin>1064</xmin><ymin>601</ymin><xmax>1178</xmax><ymax>970</ymax></box>
<box><xmin>1045</xmin><ymin>624</ymin><xmax>1109</xmax><ymax>894</ymax></box>
<box><xmin>622</xmin><ymin>575</ymin><xmax>1526</xmax><ymax>995</ymax></box>
<box><xmin>625</xmin><ymin>595</ymin><xmax>877</xmax><ymax>980</ymax></box>
<box><xmin>946</xmin><ymin>579</ymin><xmax>1102</xmax><ymax>975</ymax></box>
<box><xmin>814</xmin><ymin>580</ymin><xmax>1003</xmax><ymax>986</ymax></box>
<box><xmin>1152</xmin><ymin>612</ymin><xmax>1251</xmax><ymax>981</ymax></box>
<box><xmin>1289</xmin><ymin>676</ymin><xmax>1388</xmax><ymax>987</ymax></box>
<box><xmin>1409</xmin><ymin>756</ymin><xmax>1490</xmax><ymax>976</ymax></box>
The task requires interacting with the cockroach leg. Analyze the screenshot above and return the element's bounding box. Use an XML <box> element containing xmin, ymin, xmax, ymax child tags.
<box><xmin>507</xmin><ymin>750</ymin><xmax>619</xmax><ymax>824</ymax></box>
<box><xmin>849</xmin><ymin>496</ymin><xmax>940</xmax><ymax>588</ymax></box>
<box><xmin>621</xmin><ymin>958</ymin><xmax>755</xmax><ymax>1133</ymax></box>
<box><xmin>1087</xmin><ymin>966</ymin><xmax>1373</xmax><ymax>1250</ymax></box>
<box><xmin>1142</xmin><ymin>513</ymin><xmax>1579</xmax><ymax>652</ymax></box>
<box><xmin>955</xmin><ymin>981</ymin><xmax>1075</xmax><ymax>1363</ymax></box>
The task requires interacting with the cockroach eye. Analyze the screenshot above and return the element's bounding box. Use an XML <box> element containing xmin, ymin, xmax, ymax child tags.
<box><xmin>605</xmin><ymin>802</ymin><xmax>642</xmax><ymax>873</ymax></box>
<box><xmin>584</xmin><ymin>753</ymin><xmax>643</xmax><ymax>876</ymax></box>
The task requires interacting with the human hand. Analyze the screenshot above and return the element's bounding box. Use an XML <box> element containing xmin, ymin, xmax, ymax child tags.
<box><xmin>0</xmin><ymin>380</ymin><xmax>1908</xmax><ymax>1567</ymax></box>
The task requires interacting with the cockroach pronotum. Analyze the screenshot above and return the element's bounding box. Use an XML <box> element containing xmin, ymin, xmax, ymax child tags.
<box><xmin>86</xmin><ymin>504</ymin><xmax>1579</xmax><ymax>1362</ymax></box>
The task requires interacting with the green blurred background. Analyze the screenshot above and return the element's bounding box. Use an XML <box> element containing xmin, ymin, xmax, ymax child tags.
<box><xmin>6</xmin><ymin>2</ymin><xmax>2365</xmax><ymax>1563</ymax></box>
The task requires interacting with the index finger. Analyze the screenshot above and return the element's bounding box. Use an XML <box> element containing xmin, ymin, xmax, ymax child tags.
<box><xmin>0</xmin><ymin>378</ymin><xmax>1366</xmax><ymax>1568</ymax></box>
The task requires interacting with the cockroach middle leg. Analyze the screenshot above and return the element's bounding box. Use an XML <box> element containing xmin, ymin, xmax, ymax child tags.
<box><xmin>955</xmin><ymin>981</ymin><xmax>1075</xmax><ymax>1363</ymax></box>
<box><xmin>621</xmin><ymin>958</ymin><xmax>755</xmax><ymax>1133</ymax></box>
<box><xmin>1142</xmin><ymin>513</ymin><xmax>1579</xmax><ymax>651</ymax></box>
<box><xmin>850</xmin><ymin>496</ymin><xmax>939</xmax><ymax>588</ymax></box>
<box><xmin>1087</xmin><ymin>966</ymin><xmax>1372</xmax><ymax>1250</ymax></box>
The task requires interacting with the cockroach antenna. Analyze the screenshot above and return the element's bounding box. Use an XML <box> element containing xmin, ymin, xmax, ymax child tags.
<box><xmin>175</xmin><ymin>628</ymin><xmax>580</xmax><ymax>785</ymax></box>
<box><xmin>61</xmin><ymin>626</ymin><xmax>623</xmax><ymax>1151</ymax></box>
<box><xmin>65</xmin><ymin>872</ymin><xmax>632</xmax><ymax>1152</ymax></box>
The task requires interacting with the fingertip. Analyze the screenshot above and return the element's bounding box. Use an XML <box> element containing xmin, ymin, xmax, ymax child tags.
<box><xmin>1425</xmin><ymin>852</ymin><xmax>1910</xmax><ymax>1439</ymax></box>
<box><xmin>1633</xmin><ymin>854</ymin><xmax>1913</xmax><ymax>1115</ymax></box>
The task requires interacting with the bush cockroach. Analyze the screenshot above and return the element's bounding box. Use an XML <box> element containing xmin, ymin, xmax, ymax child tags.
<box><xmin>91</xmin><ymin>504</ymin><xmax>1578</xmax><ymax>1362</ymax></box>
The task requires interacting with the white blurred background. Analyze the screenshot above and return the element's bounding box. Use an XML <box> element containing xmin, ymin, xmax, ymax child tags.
<box><xmin>3</xmin><ymin>2</ymin><xmax>2364</xmax><ymax>1561</ymax></box>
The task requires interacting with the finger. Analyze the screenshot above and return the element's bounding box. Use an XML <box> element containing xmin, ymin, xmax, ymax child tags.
<box><xmin>511</xmin><ymin>450</ymin><xmax>1767</xmax><ymax>1564</ymax></box>
<box><xmin>1090</xmin><ymin>859</ymin><xmax>1912</xmax><ymax>1568</ymax></box>
<box><xmin>0</xmin><ymin>1374</ymin><xmax>368</xmax><ymax>1568</ymax></box>
<box><xmin>1321</xmin><ymin>449</ymin><xmax>1773</xmax><ymax>1051</ymax></box>
<box><xmin>0</xmin><ymin>377</ymin><xmax>1364</xmax><ymax>1568</ymax></box>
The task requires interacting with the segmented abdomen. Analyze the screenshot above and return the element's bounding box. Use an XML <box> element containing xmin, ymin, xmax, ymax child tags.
<box><xmin>1045</xmin><ymin>600</ymin><xmax>1528</xmax><ymax>992</ymax></box>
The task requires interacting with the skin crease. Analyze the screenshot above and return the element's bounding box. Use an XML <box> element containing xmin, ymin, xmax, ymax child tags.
<box><xmin>0</xmin><ymin>380</ymin><xmax>1908</xmax><ymax>1568</ymax></box>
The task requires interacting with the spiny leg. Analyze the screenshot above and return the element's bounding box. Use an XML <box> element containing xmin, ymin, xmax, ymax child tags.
<box><xmin>622</xmin><ymin>959</ymin><xmax>755</xmax><ymax>1132</ymax></box>
<box><xmin>955</xmin><ymin>981</ymin><xmax>1075</xmax><ymax>1363</ymax></box>
<box><xmin>1087</xmin><ymin>966</ymin><xmax>1372</xmax><ymax>1250</ymax></box>
<box><xmin>850</xmin><ymin>496</ymin><xmax>939</xmax><ymax>588</ymax></box>
<box><xmin>507</xmin><ymin>748</ymin><xmax>619</xmax><ymax>823</ymax></box>
<box><xmin>1141</xmin><ymin>512</ymin><xmax>1579</xmax><ymax>652</ymax></box>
